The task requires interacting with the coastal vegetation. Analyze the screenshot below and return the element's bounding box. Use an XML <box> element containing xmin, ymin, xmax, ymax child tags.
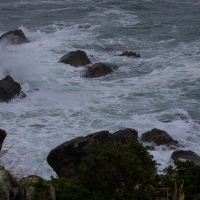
<box><xmin>49</xmin><ymin>141</ymin><xmax>200</xmax><ymax>200</ymax></box>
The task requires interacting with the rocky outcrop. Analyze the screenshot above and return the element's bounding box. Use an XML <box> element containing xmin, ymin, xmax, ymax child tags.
<box><xmin>140</xmin><ymin>128</ymin><xmax>178</xmax><ymax>146</ymax></box>
<box><xmin>47</xmin><ymin>128</ymin><xmax>138</xmax><ymax>178</ymax></box>
<box><xmin>59</xmin><ymin>50</ymin><xmax>91</xmax><ymax>67</ymax></box>
<box><xmin>0</xmin><ymin>129</ymin><xmax>7</xmax><ymax>151</ymax></box>
<box><xmin>171</xmin><ymin>150</ymin><xmax>200</xmax><ymax>165</ymax></box>
<box><xmin>84</xmin><ymin>62</ymin><xmax>118</xmax><ymax>78</ymax></box>
<box><xmin>118</xmin><ymin>51</ymin><xmax>140</xmax><ymax>57</ymax></box>
<box><xmin>0</xmin><ymin>30</ymin><xmax>29</xmax><ymax>45</ymax></box>
<box><xmin>0</xmin><ymin>166</ymin><xmax>55</xmax><ymax>200</ymax></box>
<box><xmin>0</xmin><ymin>75</ymin><xmax>26</xmax><ymax>102</ymax></box>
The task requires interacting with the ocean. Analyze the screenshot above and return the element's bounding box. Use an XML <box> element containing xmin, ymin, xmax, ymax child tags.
<box><xmin>0</xmin><ymin>0</ymin><xmax>200</xmax><ymax>179</ymax></box>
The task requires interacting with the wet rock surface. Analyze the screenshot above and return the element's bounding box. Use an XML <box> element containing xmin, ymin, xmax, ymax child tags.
<box><xmin>171</xmin><ymin>150</ymin><xmax>200</xmax><ymax>165</ymax></box>
<box><xmin>140</xmin><ymin>128</ymin><xmax>178</xmax><ymax>146</ymax></box>
<box><xmin>0</xmin><ymin>30</ymin><xmax>29</xmax><ymax>45</ymax></box>
<box><xmin>84</xmin><ymin>62</ymin><xmax>118</xmax><ymax>78</ymax></box>
<box><xmin>59</xmin><ymin>50</ymin><xmax>91</xmax><ymax>67</ymax></box>
<box><xmin>0</xmin><ymin>75</ymin><xmax>26</xmax><ymax>102</ymax></box>
<box><xmin>118</xmin><ymin>51</ymin><xmax>140</xmax><ymax>57</ymax></box>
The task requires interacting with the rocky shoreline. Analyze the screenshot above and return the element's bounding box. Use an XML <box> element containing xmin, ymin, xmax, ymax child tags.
<box><xmin>1</xmin><ymin>126</ymin><xmax>200</xmax><ymax>199</ymax></box>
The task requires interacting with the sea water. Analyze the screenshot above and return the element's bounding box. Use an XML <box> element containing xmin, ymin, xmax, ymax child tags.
<box><xmin>0</xmin><ymin>0</ymin><xmax>200</xmax><ymax>179</ymax></box>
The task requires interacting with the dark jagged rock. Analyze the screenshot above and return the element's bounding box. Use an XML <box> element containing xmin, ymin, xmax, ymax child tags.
<box><xmin>171</xmin><ymin>150</ymin><xmax>200</xmax><ymax>165</ymax></box>
<box><xmin>0</xmin><ymin>30</ymin><xmax>29</xmax><ymax>45</ymax></box>
<box><xmin>140</xmin><ymin>128</ymin><xmax>178</xmax><ymax>146</ymax></box>
<box><xmin>0</xmin><ymin>129</ymin><xmax>7</xmax><ymax>151</ymax></box>
<box><xmin>118</xmin><ymin>51</ymin><xmax>140</xmax><ymax>57</ymax></box>
<box><xmin>0</xmin><ymin>75</ymin><xmax>26</xmax><ymax>102</ymax></box>
<box><xmin>84</xmin><ymin>62</ymin><xmax>118</xmax><ymax>78</ymax></box>
<box><xmin>59</xmin><ymin>50</ymin><xmax>91</xmax><ymax>67</ymax></box>
<box><xmin>47</xmin><ymin>128</ymin><xmax>138</xmax><ymax>178</ymax></box>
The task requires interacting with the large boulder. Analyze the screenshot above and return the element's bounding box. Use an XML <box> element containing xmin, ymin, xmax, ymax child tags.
<box><xmin>171</xmin><ymin>150</ymin><xmax>200</xmax><ymax>165</ymax></box>
<box><xmin>0</xmin><ymin>75</ymin><xmax>26</xmax><ymax>102</ymax></box>
<box><xmin>0</xmin><ymin>30</ymin><xmax>29</xmax><ymax>45</ymax></box>
<box><xmin>84</xmin><ymin>62</ymin><xmax>118</xmax><ymax>78</ymax></box>
<box><xmin>0</xmin><ymin>129</ymin><xmax>7</xmax><ymax>151</ymax></box>
<box><xmin>118</xmin><ymin>51</ymin><xmax>140</xmax><ymax>57</ymax></box>
<box><xmin>140</xmin><ymin>128</ymin><xmax>178</xmax><ymax>146</ymax></box>
<box><xmin>59</xmin><ymin>50</ymin><xmax>91</xmax><ymax>67</ymax></box>
<box><xmin>47</xmin><ymin>128</ymin><xmax>138</xmax><ymax>178</ymax></box>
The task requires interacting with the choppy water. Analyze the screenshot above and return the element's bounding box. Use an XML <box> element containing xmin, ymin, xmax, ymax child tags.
<box><xmin>0</xmin><ymin>0</ymin><xmax>200</xmax><ymax>179</ymax></box>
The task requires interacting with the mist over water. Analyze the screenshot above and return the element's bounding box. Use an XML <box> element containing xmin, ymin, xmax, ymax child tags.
<box><xmin>0</xmin><ymin>0</ymin><xmax>200</xmax><ymax>178</ymax></box>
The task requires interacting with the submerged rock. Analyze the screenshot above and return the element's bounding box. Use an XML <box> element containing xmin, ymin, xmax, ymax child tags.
<box><xmin>0</xmin><ymin>75</ymin><xmax>26</xmax><ymax>102</ymax></box>
<box><xmin>85</xmin><ymin>62</ymin><xmax>118</xmax><ymax>78</ymax></box>
<box><xmin>47</xmin><ymin>128</ymin><xmax>138</xmax><ymax>178</ymax></box>
<box><xmin>59</xmin><ymin>50</ymin><xmax>91</xmax><ymax>67</ymax></box>
<box><xmin>0</xmin><ymin>30</ymin><xmax>29</xmax><ymax>45</ymax></box>
<box><xmin>140</xmin><ymin>128</ymin><xmax>178</xmax><ymax>146</ymax></box>
<box><xmin>0</xmin><ymin>129</ymin><xmax>7</xmax><ymax>151</ymax></box>
<box><xmin>171</xmin><ymin>150</ymin><xmax>200</xmax><ymax>165</ymax></box>
<box><xmin>118</xmin><ymin>51</ymin><xmax>140</xmax><ymax>57</ymax></box>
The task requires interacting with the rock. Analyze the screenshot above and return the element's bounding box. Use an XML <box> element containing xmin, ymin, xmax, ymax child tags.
<box><xmin>0</xmin><ymin>166</ymin><xmax>56</xmax><ymax>200</ymax></box>
<box><xmin>118</xmin><ymin>51</ymin><xmax>140</xmax><ymax>57</ymax></box>
<box><xmin>47</xmin><ymin>128</ymin><xmax>138</xmax><ymax>178</ymax></box>
<box><xmin>0</xmin><ymin>30</ymin><xmax>29</xmax><ymax>45</ymax></box>
<box><xmin>171</xmin><ymin>150</ymin><xmax>200</xmax><ymax>165</ymax></box>
<box><xmin>145</xmin><ymin>146</ymin><xmax>155</xmax><ymax>151</ymax></box>
<box><xmin>0</xmin><ymin>129</ymin><xmax>7</xmax><ymax>151</ymax></box>
<box><xmin>59</xmin><ymin>50</ymin><xmax>91</xmax><ymax>67</ymax></box>
<box><xmin>0</xmin><ymin>166</ymin><xmax>10</xmax><ymax>200</ymax></box>
<box><xmin>0</xmin><ymin>75</ymin><xmax>26</xmax><ymax>102</ymax></box>
<box><xmin>84</xmin><ymin>62</ymin><xmax>118</xmax><ymax>78</ymax></box>
<box><xmin>140</xmin><ymin>128</ymin><xmax>178</xmax><ymax>146</ymax></box>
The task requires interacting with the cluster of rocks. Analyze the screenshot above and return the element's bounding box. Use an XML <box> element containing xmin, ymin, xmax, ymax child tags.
<box><xmin>0</xmin><ymin>30</ymin><xmax>141</xmax><ymax>103</ymax></box>
<box><xmin>47</xmin><ymin>127</ymin><xmax>200</xmax><ymax>179</ymax></box>
<box><xmin>58</xmin><ymin>49</ymin><xmax>139</xmax><ymax>78</ymax></box>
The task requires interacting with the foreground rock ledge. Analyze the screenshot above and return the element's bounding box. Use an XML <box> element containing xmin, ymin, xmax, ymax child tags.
<box><xmin>0</xmin><ymin>166</ymin><xmax>55</xmax><ymax>200</ymax></box>
<box><xmin>47</xmin><ymin>128</ymin><xmax>138</xmax><ymax>178</ymax></box>
<box><xmin>0</xmin><ymin>30</ymin><xmax>29</xmax><ymax>45</ymax></box>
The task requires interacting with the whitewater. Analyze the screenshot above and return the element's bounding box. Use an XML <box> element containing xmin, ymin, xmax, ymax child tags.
<box><xmin>0</xmin><ymin>0</ymin><xmax>200</xmax><ymax>179</ymax></box>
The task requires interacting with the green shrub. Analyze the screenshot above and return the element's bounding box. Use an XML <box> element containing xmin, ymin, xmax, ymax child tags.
<box><xmin>50</xmin><ymin>140</ymin><xmax>157</xmax><ymax>200</ymax></box>
<box><xmin>78</xmin><ymin>140</ymin><xmax>157</xmax><ymax>200</ymax></box>
<box><xmin>50</xmin><ymin>177</ymin><xmax>90</xmax><ymax>200</ymax></box>
<box><xmin>34</xmin><ymin>178</ymin><xmax>52</xmax><ymax>200</ymax></box>
<box><xmin>163</xmin><ymin>159</ymin><xmax>200</xmax><ymax>200</ymax></box>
